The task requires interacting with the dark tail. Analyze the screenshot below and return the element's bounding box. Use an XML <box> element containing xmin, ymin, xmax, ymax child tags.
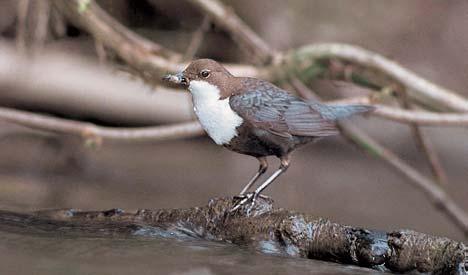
<box><xmin>319</xmin><ymin>104</ymin><xmax>375</xmax><ymax>120</ymax></box>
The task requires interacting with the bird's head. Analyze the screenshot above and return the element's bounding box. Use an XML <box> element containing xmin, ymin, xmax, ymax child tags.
<box><xmin>163</xmin><ymin>59</ymin><xmax>235</xmax><ymax>98</ymax></box>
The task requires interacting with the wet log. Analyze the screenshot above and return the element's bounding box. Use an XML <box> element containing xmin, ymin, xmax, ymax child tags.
<box><xmin>0</xmin><ymin>197</ymin><xmax>466</xmax><ymax>274</ymax></box>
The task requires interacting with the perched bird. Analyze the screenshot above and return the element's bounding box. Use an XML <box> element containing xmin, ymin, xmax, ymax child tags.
<box><xmin>163</xmin><ymin>59</ymin><xmax>373</xmax><ymax>210</ymax></box>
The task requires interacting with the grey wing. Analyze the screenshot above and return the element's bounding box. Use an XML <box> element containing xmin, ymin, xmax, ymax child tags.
<box><xmin>229</xmin><ymin>80</ymin><xmax>338</xmax><ymax>137</ymax></box>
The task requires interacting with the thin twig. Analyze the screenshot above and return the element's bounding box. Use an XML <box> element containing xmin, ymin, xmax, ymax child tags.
<box><xmin>326</xmin><ymin>95</ymin><xmax>468</xmax><ymax>126</ymax></box>
<box><xmin>50</xmin><ymin>7</ymin><xmax>67</xmax><ymax>37</ymax></box>
<box><xmin>16</xmin><ymin>0</ymin><xmax>30</xmax><ymax>53</ymax></box>
<box><xmin>412</xmin><ymin>128</ymin><xmax>449</xmax><ymax>185</ymax></box>
<box><xmin>0</xmin><ymin>107</ymin><xmax>204</xmax><ymax>142</ymax></box>
<box><xmin>94</xmin><ymin>38</ymin><xmax>107</xmax><ymax>65</ymax></box>
<box><xmin>397</xmin><ymin>88</ymin><xmax>449</xmax><ymax>186</ymax></box>
<box><xmin>32</xmin><ymin>0</ymin><xmax>51</xmax><ymax>53</ymax></box>
<box><xmin>331</xmin><ymin>99</ymin><xmax>468</xmax><ymax>126</ymax></box>
<box><xmin>183</xmin><ymin>15</ymin><xmax>211</xmax><ymax>61</ymax></box>
<box><xmin>289</xmin><ymin>76</ymin><xmax>321</xmax><ymax>101</ymax></box>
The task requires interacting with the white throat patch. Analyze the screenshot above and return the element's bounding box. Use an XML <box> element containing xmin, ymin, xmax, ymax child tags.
<box><xmin>188</xmin><ymin>80</ymin><xmax>243</xmax><ymax>145</ymax></box>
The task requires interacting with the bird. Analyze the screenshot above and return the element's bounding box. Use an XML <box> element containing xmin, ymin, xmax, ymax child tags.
<box><xmin>163</xmin><ymin>59</ymin><xmax>374</xmax><ymax>211</ymax></box>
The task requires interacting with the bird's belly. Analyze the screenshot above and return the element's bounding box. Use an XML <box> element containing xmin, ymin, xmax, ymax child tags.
<box><xmin>225</xmin><ymin>124</ymin><xmax>318</xmax><ymax>157</ymax></box>
<box><xmin>193</xmin><ymin>99</ymin><xmax>243</xmax><ymax>145</ymax></box>
<box><xmin>224</xmin><ymin>125</ymin><xmax>287</xmax><ymax>157</ymax></box>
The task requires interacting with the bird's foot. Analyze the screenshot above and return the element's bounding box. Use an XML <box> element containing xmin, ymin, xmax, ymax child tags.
<box><xmin>233</xmin><ymin>193</ymin><xmax>269</xmax><ymax>200</ymax></box>
<box><xmin>231</xmin><ymin>192</ymin><xmax>256</xmax><ymax>213</ymax></box>
<box><xmin>230</xmin><ymin>193</ymin><xmax>273</xmax><ymax>216</ymax></box>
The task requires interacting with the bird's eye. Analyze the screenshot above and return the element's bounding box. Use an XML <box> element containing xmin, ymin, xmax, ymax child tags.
<box><xmin>200</xmin><ymin>70</ymin><xmax>210</xmax><ymax>78</ymax></box>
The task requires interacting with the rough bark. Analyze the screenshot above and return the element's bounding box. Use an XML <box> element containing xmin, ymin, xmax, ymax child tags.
<box><xmin>0</xmin><ymin>197</ymin><xmax>465</xmax><ymax>274</ymax></box>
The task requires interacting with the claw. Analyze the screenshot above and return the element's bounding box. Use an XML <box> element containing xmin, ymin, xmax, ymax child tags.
<box><xmin>230</xmin><ymin>192</ymin><xmax>274</xmax><ymax>214</ymax></box>
<box><xmin>230</xmin><ymin>193</ymin><xmax>254</xmax><ymax>212</ymax></box>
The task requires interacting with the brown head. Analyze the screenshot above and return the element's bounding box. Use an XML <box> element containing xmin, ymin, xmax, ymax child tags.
<box><xmin>163</xmin><ymin>59</ymin><xmax>237</xmax><ymax>97</ymax></box>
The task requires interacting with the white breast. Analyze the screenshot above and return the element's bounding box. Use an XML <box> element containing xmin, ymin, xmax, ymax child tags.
<box><xmin>188</xmin><ymin>80</ymin><xmax>243</xmax><ymax>145</ymax></box>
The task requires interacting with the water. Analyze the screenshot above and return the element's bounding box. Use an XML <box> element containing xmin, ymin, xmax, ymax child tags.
<box><xmin>0</xmin><ymin>229</ymin><xmax>386</xmax><ymax>275</ymax></box>
<box><xmin>0</xmin><ymin>128</ymin><xmax>465</xmax><ymax>274</ymax></box>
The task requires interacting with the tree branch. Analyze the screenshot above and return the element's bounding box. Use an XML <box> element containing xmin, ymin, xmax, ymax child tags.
<box><xmin>0</xmin><ymin>197</ymin><xmax>465</xmax><ymax>274</ymax></box>
<box><xmin>332</xmin><ymin>99</ymin><xmax>468</xmax><ymax>126</ymax></box>
<box><xmin>183</xmin><ymin>15</ymin><xmax>211</xmax><ymax>61</ymax></box>
<box><xmin>285</xmin><ymin>44</ymin><xmax>468</xmax><ymax>112</ymax></box>
<box><xmin>0</xmin><ymin>107</ymin><xmax>204</xmax><ymax>142</ymax></box>
<box><xmin>397</xmin><ymin>88</ymin><xmax>449</xmax><ymax>186</ymax></box>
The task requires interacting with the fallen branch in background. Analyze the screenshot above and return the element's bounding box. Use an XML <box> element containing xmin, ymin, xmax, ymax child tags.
<box><xmin>0</xmin><ymin>197</ymin><xmax>465</xmax><ymax>274</ymax></box>
<box><xmin>0</xmin><ymin>107</ymin><xmax>203</xmax><ymax>143</ymax></box>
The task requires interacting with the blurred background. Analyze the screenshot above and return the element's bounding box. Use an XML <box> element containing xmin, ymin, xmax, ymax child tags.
<box><xmin>0</xmin><ymin>1</ymin><xmax>467</xmax><ymax>274</ymax></box>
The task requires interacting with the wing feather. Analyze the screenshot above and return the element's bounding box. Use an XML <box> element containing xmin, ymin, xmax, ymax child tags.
<box><xmin>229</xmin><ymin>79</ymin><xmax>338</xmax><ymax>137</ymax></box>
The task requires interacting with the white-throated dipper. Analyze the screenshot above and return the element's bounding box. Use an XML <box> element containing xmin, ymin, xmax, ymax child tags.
<box><xmin>163</xmin><ymin>59</ymin><xmax>374</xmax><ymax>211</ymax></box>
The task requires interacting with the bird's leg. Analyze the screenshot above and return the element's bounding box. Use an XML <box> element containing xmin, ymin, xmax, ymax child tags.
<box><xmin>231</xmin><ymin>155</ymin><xmax>290</xmax><ymax>212</ymax></box>
<box><xmin>238</xmin><ymin>157</ymin><xmax>268</xmax><ymax>196</ymax></box>
<box><xmin>251</xmin><ymin>155</ymin><xmax>290</xmax><ymax>202</ymax></box>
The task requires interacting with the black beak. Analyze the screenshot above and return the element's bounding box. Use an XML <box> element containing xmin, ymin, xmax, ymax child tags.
<box><xmin>162</xmin><ymin>72</ymin><xmax>188</xmax><ymax>86</ymax></box>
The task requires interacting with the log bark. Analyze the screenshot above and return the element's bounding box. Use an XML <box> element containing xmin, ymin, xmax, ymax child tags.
<box><xmin>0</xmin><ymin>197</ymin><xmax>465</xmax><ymax>274</ymax></box>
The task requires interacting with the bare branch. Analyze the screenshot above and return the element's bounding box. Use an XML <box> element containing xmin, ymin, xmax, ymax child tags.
<box><xmin>397</xmin><ymin>89</ymin><xmax>449</xmax><ymax>186</ymax></box>
<box><xmin>372</xmin><ymin>105</ymin><xmax>468</xmax><ymax>126</ymax></box>
<box><xmin>183</xmin><ymin>15</ymin><xmax>211</xmax><ymax>61</ymax></box>
<box><xmin>0</xmin><ymin>107</ymin><xmax>204</xmax><ymax>142</ymax></box>
<box><xmin>329</xmin><ymin>97</ymin><xmax>468</xmax><ymax>126</ymax></box>
<box><xmin>15</xmin><ymin>0</ymin><xmax>30</xmax><ymax>52</ymax></box>
<box><xmin>32</xmin><ymin>0</ymin><xmax>51</xmax><ymax>53</ymax></box>
<box><xmin>412</xmin><ymin>128</ymin><xmax>449</xmax><ymax>186</ymax></box>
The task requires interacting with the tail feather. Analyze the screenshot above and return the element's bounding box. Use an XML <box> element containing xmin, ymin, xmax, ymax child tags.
<box><xmin>318</xmin><ymin>104</ymin><xmax>375</xmax><ymax>120</ymax></box>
